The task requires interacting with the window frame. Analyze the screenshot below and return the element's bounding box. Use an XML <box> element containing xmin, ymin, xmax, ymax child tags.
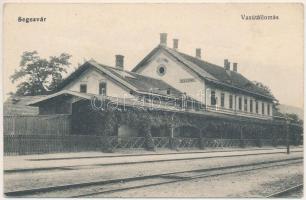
<box><xmin>229</xmin><ymin>95</ymin><xmax>233</xmax><ymax>109</ymax></box>
<box><xmin>156</xmin><ymin>64</ymin><xmax>167</xmax><ymax>76</ymax></box>
<box><xmin>80</xmin><ymin>84</ymin><xmax>87</xmax><ymax>93</ymax></box>
<box><xmin>211</xmin><ymin>90</ymin><xmax>216</xmax><ymax>106</ymax></box>
<box><xmin>244</xmin><ymin>97</ymin><xmax>248</xmax><ymax>112</ymax></box>
<box><xmin>99</xmin><ymin>81</ymin><xmax>107</xmax><ymax>96</ymax></box>
<box><xmin>166</xmin><ymin>88</ymin><xmax>171</xmax><ymax>95</ymax></box>
<box><xmin>221</xmin><ymin>93</ymin><xmax>225</xmax><ymax>108</ymax></box>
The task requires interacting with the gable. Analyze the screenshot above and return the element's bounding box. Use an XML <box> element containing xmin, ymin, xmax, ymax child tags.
<box><xmin>133</xmin><ymin>45</ymin><xmax>274</xmax><ymax>100</ymax></box>
<box><xmin>133</xmin><ymin>49</ymin><xmax>205</xmax><ymax>102</ymax></box>
<box><xmin>63</xmin><ymin>67</ymin><xmax>134</xmax><ymax>98</ymax></box>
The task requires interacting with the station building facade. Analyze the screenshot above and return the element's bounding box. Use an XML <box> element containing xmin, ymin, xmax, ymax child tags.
<box><xmin>26</xmin><ymin>33</ymin><xmax>292</xmax><ymax>150</ymax></box>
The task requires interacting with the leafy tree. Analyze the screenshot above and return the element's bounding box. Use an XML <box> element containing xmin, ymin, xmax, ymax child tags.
<box><xmin>253</xmin><ymin>81</ymin><xmax>280</xmax><ymax>114</ymax></box>
<box><xmin>280</xmin><ymin>113</ymin><xmax>303</xmax><ymax>145</ymax></box>
<box><xmin>253</xmin><ymin>81</ymin><xmax>277</xmax><ymax>100</ymax></box>
<box><xmin>10</xmin><ymin>51</ymin><xmax>71</xmax><ymax>96</ymax></box>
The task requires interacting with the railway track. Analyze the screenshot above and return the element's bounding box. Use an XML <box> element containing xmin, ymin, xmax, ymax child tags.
<box><xmin>5</xmin><ymin>157</ymin><xmax>303</xmax><ymax>198</ymax></box>
<box><xmin>5</xmin><ymin>149</ymin><xmax>303</xmax><ymax>174</ymax></box>
<box><xmin>266</xmin><ymin>184</ymin><xmax>303</xmax><ymax>198</ymax></box>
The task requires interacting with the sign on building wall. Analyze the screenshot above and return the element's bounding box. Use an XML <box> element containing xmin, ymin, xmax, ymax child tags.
<box><xmin>179</xmin><ymin>78</ymin><xmax>196</xmax><ymax>83</ymax></box>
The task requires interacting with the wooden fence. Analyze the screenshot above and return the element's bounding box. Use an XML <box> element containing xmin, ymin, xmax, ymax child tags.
<box><xmin>4</xmin><ymin>135</ymin><xmax>102</xmax><ymax>155</ymax></box>
<box><xmin>3</xmin><ymin>115</ymin><xmax>71</xmax><ymax>135</ymax></box>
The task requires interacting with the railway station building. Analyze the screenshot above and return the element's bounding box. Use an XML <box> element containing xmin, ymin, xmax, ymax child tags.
<box><xmin>6</xmin><ymin>33</ymin><xmax>301</xmax><ymax>152</ymax></box>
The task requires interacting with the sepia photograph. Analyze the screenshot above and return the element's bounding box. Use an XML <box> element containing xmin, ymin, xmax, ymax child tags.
<box><xmin>2</xmin><ymin>2</ymin><xmax>304</xmax><ymax>198</ymax></box>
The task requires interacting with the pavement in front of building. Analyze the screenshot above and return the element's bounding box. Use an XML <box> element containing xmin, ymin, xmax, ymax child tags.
<box><xmin>4</xmin><ymin>148</ymin><xmax>303</xmax><ymax>193</ymax></box>
<box><xmin>4</xmin><ymin>146</ymin><xmax>303</xmax><ymax>171</ymax></box>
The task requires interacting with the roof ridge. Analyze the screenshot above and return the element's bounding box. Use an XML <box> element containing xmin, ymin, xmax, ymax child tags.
<box><xmin>93</xmin><ymin>60</ymin><xmax>166</xmax><ymax>82</ymax></box>
<box><xmin>89</xmin><ymin>60</ymin><xmax>183</xmax><ymax>97</ymax></box>
<box><xmin>161</xmin><ymin>46</ymin><xmax>273</xmax><ymax>99</ymax></box>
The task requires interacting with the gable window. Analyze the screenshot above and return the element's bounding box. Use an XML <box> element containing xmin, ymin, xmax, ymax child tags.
<box><xmin>157</xmin><ymin>64</ymin><xmax>167</xmax><ymax>76</ymax></box>
<box><xmin>99</xmin><ymin>81</ymin><xmax>107</xmax><ymax>96</ymax></box>
<box><xmin>238</xmin><ymin>97</ymin><xmax>242</xmax><ymax>111</ymax></box>
<box><xmin>244</xmin><ymin>98</ymin><xmax>248</xmax><ymax>112</ymax></box>
<box><xmin>262</xmin><ymin>102</ymin><xmax>265</xmax><ymax>115</ymax></box>
<box><xmin>250</xmin><ymin>100</ymin><xmax>253</xmax><ymax>113</ymax></box>
<box><xmin>221</xmin><ymin>93</ymin><xmax>225</xmax><ymax>107</ymax></box>
<box><xmin>268</xmin><ymin>104</ymin><xmax>271</xmax><ymax>115</ymax></box>
<box><xmin>256</xmin><ymin>101</ymin><xmax>258</xmax><ymax>114</ymax></box>
<box><xmin>166</xmin><ymin>88</ymin><xmax>171</xmax><ymax>95</ymax></box>
<box><xmin>211</xmin><ymin>90</ymin><xmax>216</xmax><ymax>106</ymax></box>
<box><xmin>80</xmin><ymin>84</ymin><xmax>87</xmax><ymax>93</ymax></box>
<box><xmin>229</xmin><ymin>95</ymin><xmax>233</xmax><ymax>109</ymax></box>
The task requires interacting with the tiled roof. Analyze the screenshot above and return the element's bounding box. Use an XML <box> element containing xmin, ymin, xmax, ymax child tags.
<box><xmin>173</xmin><ymin>50</ymin><xmax>274</xmax><ymax>99</ymax></box>
<box><xmin>133</xmin><ymin>45</ymin><xmax>274</xmax><ymax>100</ymax></box>
<box><xmin>56</xmin><ymin>60</ymin><xmax>184</xmax><ymax>99</ymax></box>
<box><xmin>106</xmin><ymin>66</ymin><xmax>182</xmax><ymax>97</ymax></box>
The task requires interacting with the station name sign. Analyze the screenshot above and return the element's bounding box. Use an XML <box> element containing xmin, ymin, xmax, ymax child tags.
<box><xmin>179</xmin><ymin>78</ymin><xmax>195</xmax><ymax>83</ymax></box>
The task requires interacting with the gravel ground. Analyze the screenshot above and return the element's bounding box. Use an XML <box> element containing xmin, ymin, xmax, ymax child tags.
<box><xmin>4</xmin><ymin>151</ymin><xmax>302</xmax><ymax>192</ymax></box>
<box><xmin>5</xmin><ymin>146</ymin><xmax>293</xmax><ymax>161</ymax></box>
<box><xmin>93</xmin><ymin>163</ymin><xmax>303</xmax><ymax>198</ymax></box>
<box><xmin>4</xmin><ymin>147</ymin><xmax>302</xmax><ymax>171</ymax></box>
<box><xmin>283</xmin><ymin>187</ymin><xmax>303</xmax><ymax>198</ymax></box>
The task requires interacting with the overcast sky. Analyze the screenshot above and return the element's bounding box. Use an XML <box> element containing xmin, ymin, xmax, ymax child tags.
<box><xmin>3</xmin><ymin>3</ymin><xmax>303</xmax><ymax>108</ymax></box>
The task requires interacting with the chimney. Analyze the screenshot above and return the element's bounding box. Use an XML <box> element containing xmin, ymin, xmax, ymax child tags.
<box><xmin>196</xmin><ymin>48</ymin><xmax>201</xmax><ymax>59</ymax></box>
<box><xmin>160</xmin><ymin>33</ymin><xmax>167</xmax><ymax>46</ymax></box>
<box><xmin>233</xmin><ymin>62</ymin><xmax>238</xmax><ymax>72</ymax></box>
<box><xmin>224</xmin><ymin>59</ymin><xmax>229</xmax><ymax>69</ymax></box>
<box><xmin>173</xmin><ymin>39</ymin><xmax>178</xmax><ymax>50</ymax></box>
<box><xmin>115</xmin><ymin>55</ymin><xmax>124</xmax><ymax>70</ymax></box>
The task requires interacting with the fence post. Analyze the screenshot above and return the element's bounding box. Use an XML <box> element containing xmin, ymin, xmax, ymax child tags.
<box><xmin>199</xmin><ymin>128</ymin><xmax>204</xmax><ymax>150</ymax></box>
<box><xmin>13</xmin><ymin>116</ymin><xmax>16</xmax><ymax>135</ymax></box>
<box><xmin>169</xmin><ymin>124</ymin><xmax>176</xmax><ymax>150</ymax></box>
<box><xmin>239</xmin><ymin>126</ymin><xmax>245</xmax><ymax>148</ymax></box>
<box><xmin>286</xmin><ymin>118</ymin><xmax>290</xmax><ymax>154</ymax></box>
<box><xmin>144</xmin><ymin>125</ymin><xmax>155</xmax><ymax>151</ymax></box>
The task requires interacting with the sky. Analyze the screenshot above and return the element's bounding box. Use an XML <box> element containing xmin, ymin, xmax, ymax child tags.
<box><xmin>3</xmin><ymin>3</ymin><xmax>304</xmax><ymax>109</ymax></box>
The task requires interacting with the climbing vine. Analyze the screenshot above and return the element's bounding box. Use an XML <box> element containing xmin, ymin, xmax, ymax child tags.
<box><xmin>87</xmin><ymin>97</ymin><xmax>297</xmax><ymax>150</ymax></box>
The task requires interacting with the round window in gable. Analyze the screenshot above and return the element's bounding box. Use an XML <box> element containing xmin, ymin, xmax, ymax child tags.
<box><xmin>157</xmin><ymin>64</ymin><xmax>167</xmax><ymax>76</ymax></box>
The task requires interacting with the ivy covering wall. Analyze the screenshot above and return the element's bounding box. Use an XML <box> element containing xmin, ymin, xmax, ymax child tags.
<box><xmin>69</xmin><ymin>99</ymin><xmax>299</xmax><ymax>151</ymax></box>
